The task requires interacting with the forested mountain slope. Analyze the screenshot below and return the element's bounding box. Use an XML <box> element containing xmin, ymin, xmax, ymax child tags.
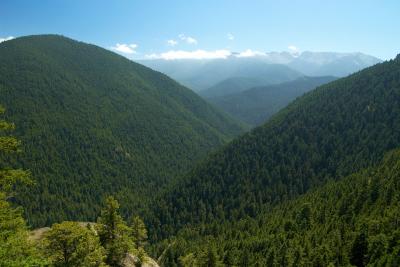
<box><xmin>207</xmin><ymin>76</ymin><xmax>337</xmax><ymax>126</ymax></box>
<box><xmin>158</xmin><ymin>148</ymin><xmax>400</xmax><ymax>266</ymax></box>
<box><xmin>0</xmin><ymin>35</ymin><xmax>245</xmax><ymax>227</ymax></box>
<box><xmin>149</xmin><ymin>55</ymin><xmax>400</xmax><ymax>240</ymax></box>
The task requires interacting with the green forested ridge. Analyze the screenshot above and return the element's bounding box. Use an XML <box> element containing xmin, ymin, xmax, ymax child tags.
<box><xmin>148</xmin><ymin>55</ymin><xmax>400</xmax><ymax>241</ymax></box>
<box><xmin>207</xmin><ymin>76</ymin><xmax>337</xmax><ymax>126</ymax></box>
<box><xmin>156</xmin><ymin>148</ymin><xmax>400</xmax><ymax>266</ymax></box>
<box><xmin>0</xmin><ymin>34</ymin><xmax>245</xmax><ymax>227</ymax></box>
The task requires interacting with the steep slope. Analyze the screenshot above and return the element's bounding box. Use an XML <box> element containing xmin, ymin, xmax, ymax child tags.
<box><xmin>140</xmin><ymin>57</ymin><xmax>303</xmax><ymax>91</ymax></box>
<box><xmin>0</xmin><ymin>35</ymin><xmax>245</xmax><ymax>227</ymax></box>
<box><xmin>208</xmin><ymin>76</ymin><xmax>337</xmax><ymax>126</ymax></box>
<box><xmin>149</xmin><ymin>55</ymin><xmax>400</xmax><ymax>239</ymax></box>
<box><xmin>160</xmin><ymin>149</ymin><xmax>400</xmax><ymax>266</ymax></box>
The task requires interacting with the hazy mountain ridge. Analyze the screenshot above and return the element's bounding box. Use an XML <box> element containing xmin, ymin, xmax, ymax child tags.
<box><xmin>207</xmin><ymin>76</ymin><xmax>338</xmax><ymax>125</ymax></box>
<box><xmin>140</xmin><ymin>57</ymin><xmax>303</xmax><ymax>91</ymax></box>
<box><xmin>140</xmin><ymin>51</ymin><xmax>381</xmax><ymax>92</ymax></box>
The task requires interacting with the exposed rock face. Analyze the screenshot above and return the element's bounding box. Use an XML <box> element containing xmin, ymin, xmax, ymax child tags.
<box><xmin>122</xmin><ymin>254</ymin><xmax>160</xmax><ymax>267</ymax></box>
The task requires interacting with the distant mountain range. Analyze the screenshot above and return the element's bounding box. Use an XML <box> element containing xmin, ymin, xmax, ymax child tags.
<box><xmin>140</xmin><ymin>57</ymin><xmax>303</xmax><ymax>91</ymax></box>
<box><xmin>139</xmin><ymin>51</ymin><xmax>381</xmax><ymax>92</ymax></box>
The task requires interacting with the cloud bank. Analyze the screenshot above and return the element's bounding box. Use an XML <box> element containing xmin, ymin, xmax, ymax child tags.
<box><xmin>236</xmin><ymin>49</ymin><xmax>265</xmax><ymax>57</ymax></box>
<box><xmin>146</xmin><ymin>49</ymin><xmax>231</xmax><ymax>60</ymax></box>
<box><xmin>145</xmin><ymin>49</ymin><xmax>271</xmax><ymax>60</ymax></box>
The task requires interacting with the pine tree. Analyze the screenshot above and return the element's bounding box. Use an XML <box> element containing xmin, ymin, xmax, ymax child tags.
<box><xmin>96</xmin><ymin>196</ymin><xmax>133</xmax><ymax>266</ymax></box>
<box><xmin>130</xmin><ymin>215</ymin><xmax>148</xmax><ymax>249</ymax></box>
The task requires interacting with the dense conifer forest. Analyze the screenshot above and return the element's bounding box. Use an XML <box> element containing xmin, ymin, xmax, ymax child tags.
<box><xmin>147</xmin><ymin>55</ymin><xmax>400</xmax><ymax>242</ymax></box>
<box><xmin>0</xmin><ymin>35</ymin><xmax>245</xmax><ymax>227</ymax></box>
<box><xmin>0</xmin><ymin>34</ymin><xmax>399</xmax><ymax>266</ymax></box>
<box><xmin>155</xmin><ymin>149</ymin><xmax>400</xmax><ymax>266</ymax></box>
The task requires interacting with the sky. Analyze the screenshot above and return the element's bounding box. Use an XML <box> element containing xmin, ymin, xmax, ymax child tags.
<box><xmin>0</xmin><ymin>0</ymin><xmax>399</xmax><ymax>60</ymax></box>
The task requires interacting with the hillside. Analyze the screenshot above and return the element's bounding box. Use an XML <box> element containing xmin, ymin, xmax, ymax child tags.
<box><xmin>207</xmin><ymin>76</ymin><xmax>337</xmax><ymax>126</ymax></box>
<box><xmin>0</xmin><ymin>35</ymin><xmax>245</xmax><ymax>227</ymax></box>
<box><xmin>148</xmin><ymin>55</ymin><xmax>400</xmax><ymax>240</ymax></box>
<box><xmin>158</xmin><ymin>148</ymin><xmax>400</xmax><ymax>266</ymax></box>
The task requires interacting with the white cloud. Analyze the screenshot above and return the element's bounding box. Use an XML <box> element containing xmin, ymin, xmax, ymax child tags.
<box><xmin>288</xmin><ymin>45</ymin><xmax>300</xmax><ymax>56</ymax></box>
<box><xmin>185</xmin><ymin>37</ymin><xmax>197</xmax><ymax>44</ymax></box>
<box><xmin>227</xmin><ymin>33</ymin><xmax>234</xmax><ymax>41</ymax></box>
<box><xmin>111</xmin><ymin>43</ymin><xmax>138</xmax><ymax>54</ymax></box>
<box><xmin>145</xmin><ymin>49</ymin><xmax>231</xmax><ymax>60</ymax></box>
<box><xmin>236</xmin><ymin>49</ymin><xmax>266</xmax><ymax>58</ymax></box>
<box><xmin>144</xmin><ymin>48</ymin><xmax>276</xmax><ymax>60</ymax></box>
<box><xmin>178</xmin><ymin>34</ymin><xmax>198</xmax><ymax>45</ymax></box>
<box><xmin>167</xmin><ymin>39</ymin><xmax>178</xmax><ymax>46</ymax></box>
<box><xmin>0</xmin><ymin>36</ymin><xmax>15</xmax><ymax>43</ymax></box>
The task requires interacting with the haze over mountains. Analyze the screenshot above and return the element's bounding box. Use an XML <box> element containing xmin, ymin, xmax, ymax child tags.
<box><xmin>140</xmin><ymin>51</ymin><xmax>381</xmax><ymax>92</ymax></box>
<box><xmin>141</xmin><ymin>57</ymin><xmax>303</xmax><ymax>92</ymax></box>
<box><xmin>207</xmin><ymin>76</ymin><xmax>337</xmax><ymax>126</ymax></box>
<box><xmin>141</xmin><ymin>52</ymin><xmax>381</xmax><ymax>127</ymax></box>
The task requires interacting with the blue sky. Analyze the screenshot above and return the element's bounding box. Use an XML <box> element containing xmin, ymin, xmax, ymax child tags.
<box><xmin>1</xmin><ymin>0</ymin><xmax>399</xmax><ymax>60</ymax></box>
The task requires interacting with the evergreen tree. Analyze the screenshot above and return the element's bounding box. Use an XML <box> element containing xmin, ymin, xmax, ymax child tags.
<box><xmin>130</xmin><ymin>215</ymin><xmax>148</xmax><ymax>249</ymax></box>
<box><xmin>198</xmin><ymin>245</ymin><xmax>224</xmax><ymax>267</ymax></box>
<box><xmin>96</xmin><ymin>196</ymin><xmax>133</xmax><ymax>266</ymax></box>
